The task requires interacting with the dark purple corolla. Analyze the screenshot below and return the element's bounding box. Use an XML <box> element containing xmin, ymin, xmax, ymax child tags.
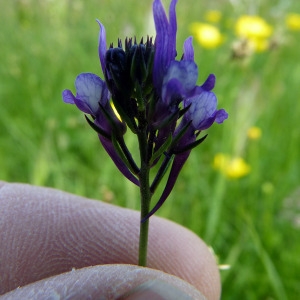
<box><xmin>62</xmin><ymin>0</ymin><xmax>228</xmax><ymax>219</ymax></box>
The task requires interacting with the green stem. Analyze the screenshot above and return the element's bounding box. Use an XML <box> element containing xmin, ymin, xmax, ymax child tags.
<box><xmin>137</xmin><ymin>117</ymin><xmax>152</xmax><ymax>266</ymax></box>
<box><xmin>138</xmin><ymin>165</ymin><xmax>151</xmax><ymax>266</ymax></box>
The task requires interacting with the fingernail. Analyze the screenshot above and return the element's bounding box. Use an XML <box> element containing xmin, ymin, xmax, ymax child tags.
<box><xmin>117</xmin><ymin>279</ymin><xmax>199</xmax><ymax>300</ymax></box>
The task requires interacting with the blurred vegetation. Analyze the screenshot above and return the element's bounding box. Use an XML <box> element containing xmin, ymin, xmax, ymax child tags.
<box><xmin>1</xmin><ymin>0</ymin><xmax>300</xmax><ymax>298</ymax></box>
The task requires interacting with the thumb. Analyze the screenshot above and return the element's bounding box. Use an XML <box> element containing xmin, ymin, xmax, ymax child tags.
<box><xmin>0</xmin><ymin>264</ymin><xmax>206</xmax><ymax>300</ymax></box>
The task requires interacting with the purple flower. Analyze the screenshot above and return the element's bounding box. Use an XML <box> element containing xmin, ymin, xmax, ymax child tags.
<box><xmin>63</xmin><ymin>73</ymin><xmax>109</xmax><ymax>116</ymax></box>
<box><xmin>145</xmin><ymin>73</ymin><xmax>228</xmax><ymax>219</ymax></box>
<box><xmin>143</xmin><ymin>0</ymin><xmax>228</xmax><ymax>220</ymax></box>
<box><xmin>62</xmin><ymin>75</ymin><xmax>139</xmax><ymax>186</ymax></box>
<box><xmin>63</xmin><ymin>0</ymin><xmax>228</xmax><ymax>219</ymax></box>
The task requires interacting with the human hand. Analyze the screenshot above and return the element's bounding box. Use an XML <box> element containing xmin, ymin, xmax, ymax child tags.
<box><xmin>0</xmin><ymin>182</ymin><xmax>220</xmax><ymax>299</ymax></box>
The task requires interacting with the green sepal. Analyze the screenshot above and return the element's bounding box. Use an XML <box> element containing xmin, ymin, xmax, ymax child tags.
<box><xmin>146</xmin><ymin>46</ymin><xmax>154</xmax><ymax>77</ymax></box>
<box><xmin>173</xmin><ymin>134</ymin><xmax>208</xmax><ymax>154</ymax></box>
<box><xmin>130</xmin><ymin>45</ymin><xmax>148</xmax><ymax>84</ymax></box>
<box><xmin>178</xmin><ymin>103</ymin><xmax>191</xmax><ymax>119</ymax></box>
<box><xmin>150</xmin><ymin>153</ymin><xmax>175</xmax><ymax>194</ymax></box>
<box><xmin>169</xmin><ymin>120</ymin><xmax>192</xmax><ymax>149</ymax></box>
<box><xmin>146</xmin><ymin>91</ymin><xmax>156</xmax><ymax>122</ymax></box>
<box><xmin>149</xmin><ymin>133</ymin><xmax>172</xmax><ymax>166</ymax></box>
<box><xmin>111</xmin><ymin>133</ymin><xmax>140</xmax><ymax>176</ymax></box>
<box><xmin>117</xmin><ymin>137</ymin><xmax>140</xmax><ymax>175</ymax></box>
<box><xmin>143</xmin><ymin>45</ymin><xmax>154</xmax><ymax>90</ymax></box>
<box><xmin>134</xmin><ymin>81</ymin><xmax>146</xmax><ymax>112</ymax></box>
<box><xmin>85</xmin><ymin>115</ymin><xmax>111</xmax><ymax>140</ymax></box>
<box><xmin>152</xmin><ymin>108</ymin><xmax>179</xmax><ymax>131</ymax></box>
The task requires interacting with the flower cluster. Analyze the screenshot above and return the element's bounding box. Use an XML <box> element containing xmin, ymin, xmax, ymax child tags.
<box><xmin>235</xmin><ymin>15</ymin><xmax>273</xmax><ymax>52</ymax></box>
<box><xmin>286</xmin><ymin>13</ymin><xmax>300</xmax><ymax>31</ymax></box>
<box><xmin>214</xmin><ymin>153</ymin><xmax>250</xmax><ymax>179</ymax></box>
<box><xmin>191</xmin><ymin>9</ymin><xmax>300</xmax><ymax>55</ymax></box>
<box><xmin>63</xmin><ymin>0</ymin><xmax>228</xmax><ymax>219</ymax></box>
<box><xmin>190</xmin><ymin>22</ymin><xmax>223</xmax><ymax>49</ymax></box>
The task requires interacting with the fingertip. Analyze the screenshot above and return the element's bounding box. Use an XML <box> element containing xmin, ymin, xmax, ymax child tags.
<box><xmin>0</xmin><ymin>181</ymin><xmax>6</xmax><ymax>189</ymax></box>
<box><xmin>148</xmin><ymin>217</ymin><xmax>221</xmax><ymax>299</ymax></box>
<box><xmin>1</xmin><ymin>265</ymin><xmax>206</xmax><ymax>300</ymax></box>
<box><xmin>118</xmin><ymin>278</ymin><xmax>204</xmax><ymax>300</ymax></box>
<box><xmin>0</xmin><ymin>183</ymin><xmax>220</xmax><ymax>299</ymax></box>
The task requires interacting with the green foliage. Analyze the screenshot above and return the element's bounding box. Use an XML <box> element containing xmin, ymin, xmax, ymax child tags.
<box><xmin>1</xmin><ymin>0</ymin><xmax>299</xmax><ymax>298</ymax></box>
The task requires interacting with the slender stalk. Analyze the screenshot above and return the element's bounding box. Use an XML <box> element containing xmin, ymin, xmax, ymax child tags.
<box><xmin>137</xmin><ymin>114</ymin><xmax>152</xmax><ymax>266</ymax></box>
<box><xmin>138</xmin><ymin>158</ymin><xmax>151</xmax><ymax>266</ymax></box>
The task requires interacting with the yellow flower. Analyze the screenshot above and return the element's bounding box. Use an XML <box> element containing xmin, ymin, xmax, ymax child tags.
<box><xmin>190</xmin><ymin>22</ymin><xmax>223</xmax><ymax>49</ymax></box>
<box><xmin>214</xmin><ymin>153</ymin><xmax>251</xmax><ymax>179</ymax></box>
<box><xmin>204</xmin><ymin>10</ymin><xmax>222</xmax><ymax>23</ymax></box>
<box><xmin>285</xmin><ymin>13</ymin><xmax>300</xmax><ymax>31</ymax></box>
<box><xmin>235</xmin><ymin>15</ymin><xmax>273</xmax><ymax>38</ymax></box>
<box><xmin>247</xmin><ymin>126</ymin><xmax>262</xmax><ymax>140</ymax></box>
<box><xmin>249</xmin><ymin>37</ymin><xmax>270</xmax><ymax>52</ymax></box>
<box><xmin>235</xmin><ymin>15</ymin><xmax>272</xmax><ymax>52</ymax></box>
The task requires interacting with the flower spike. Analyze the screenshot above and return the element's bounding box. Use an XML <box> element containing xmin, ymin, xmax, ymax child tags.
<box><xmin>63</xmin><ymin>0</ymin><xmax>228</xmax><ymax>225</ymax></box>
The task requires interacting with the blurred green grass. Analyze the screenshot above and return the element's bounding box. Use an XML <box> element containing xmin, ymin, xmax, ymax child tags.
<box><xmin>1</xmin><ymin>0</ymin><xmax>300</xmax><ymax>298</ymax></box>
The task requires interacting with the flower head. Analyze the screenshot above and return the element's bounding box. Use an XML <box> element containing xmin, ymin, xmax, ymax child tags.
<box><xmin>247</xmin><ymin>126</ymin><xmax>262</xmax><ymax>140</ymax></box>
<box><xmin>205</xmin><ymin>10</ymin><xmax>222</xmax><ymax>23</ymax></box>
<box><xmin>214</xmin><ymin>153</ymin><xmax>250</xmax><ymax>179</ymax></box>
<box><xmin>190</xmin><ymin>22</ymin><xmax>223</xmax><ymax>49</ymax></box>
<box><xmin>63</xmin><ymin>0</ymin><xmax>228</xmax><ymax>219</ymax></box>
<box><xmin>285</xmin><ymin>13</ymin><xmax>300</xmax><ymax>31</ymax></box>
<box><xmin>235</xmin><ymin>15</ymin><xmax>273</xmax><ymax>52</ymax></box>
<box><xmin>235</xmin><ymin>15</ymin><xmax>273</xmax><ymax>39</ymax></box>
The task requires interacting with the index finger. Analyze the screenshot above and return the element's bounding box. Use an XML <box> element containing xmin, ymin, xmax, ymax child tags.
<box><xmin>0</xmin><ymin>182</ymin><xmax>220</xmax><ymax>299</ymax></box>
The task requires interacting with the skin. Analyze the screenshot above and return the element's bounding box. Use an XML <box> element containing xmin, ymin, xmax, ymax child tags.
<box><xmin>0</xmin><ymin>181</ymin><xmax>221</xmax><ymax>299</ymax></box>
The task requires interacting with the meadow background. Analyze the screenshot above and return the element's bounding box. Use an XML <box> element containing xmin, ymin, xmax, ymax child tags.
<box><xmin>1</xmin><ymin>0</ymin><xmax>300</xmax><ymax>298</ymax></box>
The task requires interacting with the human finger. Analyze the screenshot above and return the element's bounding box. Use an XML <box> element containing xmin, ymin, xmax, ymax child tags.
<box><xmin>0</xmin><ymin>182</ymin><xmax>220</xmax><ymax>299</ymax></box>
<box><xmin>0</xmin><ymin>264</ymin><xmax>206</xmax><ymax>300</ymax></box>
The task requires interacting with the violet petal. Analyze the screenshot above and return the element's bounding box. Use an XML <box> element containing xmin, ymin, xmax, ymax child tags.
<box><xmin>62</xmin><ymin>89</ymin><xmax>75</xmax><ymax>104</ymax></box>
<box><xmin>168</xmin><ymin>0</ymin><xmax>178</xmax><ymax>61</ymax></box>
<box><xmin>185</xmin><ymin>88</ymin><xmax>218</xmax><ymax>130</ymax></box>
<box><xmin>73</xmin><ymin>73</ymin><xmax>107</xmax><ymax>115</ymax></box>
<box><xmin>183</xmin><ymin>37</ymin><xmax>194</xmax><ymax>61</ymax></box>
<box><xmin>215</xmin><ymin>109</ymin><xmax>229</xmax><ymax>124</ymax></box>
<box><xmin>162</xmin><ymin>60</ymin><xmax>198</xmax><ymax>98</ymax></box>
<box><xmin>153</xmin><ymin>0</ymin><xmax>178</xmax><ymax>92</ymax></box>
<box><xmin>97</xmin><ymin>20</ymin><xmax>107</xmax><ymax>74</ymax></box>
<box><xmin>201</xmin><ymin>74</ymin><xmax>216</xmax><ymax>91</ymax></box>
